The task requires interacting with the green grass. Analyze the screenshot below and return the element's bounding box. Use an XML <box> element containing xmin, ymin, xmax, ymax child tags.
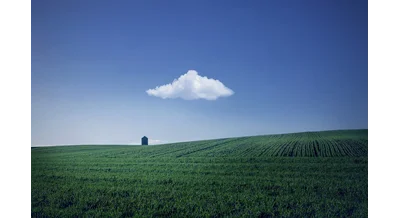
<box><xmin>32</xmin><ymin>129</ymin><xmax>367</xmax><ymax>217</ymax></box>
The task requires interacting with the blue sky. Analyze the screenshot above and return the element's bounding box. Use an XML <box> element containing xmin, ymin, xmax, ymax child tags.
<box><xmin>32</xmin><ymin>0</ymin><xmax>368</xmax><ymax>146</ymax></box>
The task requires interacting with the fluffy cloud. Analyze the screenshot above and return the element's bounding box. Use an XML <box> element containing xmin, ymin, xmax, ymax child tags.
<box><xmin>149</xmin><ymin>139</ymin><xmax>167</xmax><ymax>144</ymax></box>
<box><xmin>146</xmin><ymin>70</ymin><xmax>234</xmax><ymax>100</ymax></box>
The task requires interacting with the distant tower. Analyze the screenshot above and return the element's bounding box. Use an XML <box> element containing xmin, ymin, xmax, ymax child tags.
<box><xmin>141</xmin><ymin>136</ymin><xmax>148</xmax><ymax>145</ymax></box>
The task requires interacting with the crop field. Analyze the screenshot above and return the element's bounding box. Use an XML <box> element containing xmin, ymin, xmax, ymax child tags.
<box><xmin>32</xmin><ymin>129</ymin><xmax>368</xmax><ymax>217</ymax></box>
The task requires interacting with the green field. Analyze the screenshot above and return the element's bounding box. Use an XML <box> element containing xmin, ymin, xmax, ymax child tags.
<box><xmin>32</xmin><ymin>129</ymin><xmax>368</xmax><ymax>217</ymax></box>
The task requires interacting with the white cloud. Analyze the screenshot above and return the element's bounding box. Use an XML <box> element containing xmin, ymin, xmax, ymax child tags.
<box><xmin>31</xmin><ymin>144</ymin><xmax>58</xmax><ymax>147</ymax></box>
<box><xmin>146</xmin><ymin>70</ymin><xmax>234</xmax><ymax>100</ymax></box>
<box><xmin>31</xmin><ymin>144</ymin><xmax>88</xmax><ymax>147</ymax></box>
<box><xmin>33</xmin><ymin>139</ymin><xmax>168</xmax><ymax>146</ymax></box>
<box><xmin>149</xmin><ymin>139</ymin><xmax>167</xmax><ymax>144</ymax></box>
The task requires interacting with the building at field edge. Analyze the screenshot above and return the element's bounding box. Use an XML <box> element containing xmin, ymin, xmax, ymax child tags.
<box><xmin>141</xmin><ymin>136</ymin><xmax>148</xmax><ymax>145</ymax></box>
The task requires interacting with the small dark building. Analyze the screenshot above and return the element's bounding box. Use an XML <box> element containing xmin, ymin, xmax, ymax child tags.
<box><xmin>141</xmin><ymin>136</ymin><xmax>148</xmax><ymax>145</ymax></box>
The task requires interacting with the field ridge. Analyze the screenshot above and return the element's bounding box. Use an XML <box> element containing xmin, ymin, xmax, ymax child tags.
<box><xmin>32</xmin><ymin>129</ymin><xmax>368</xmax><ymax>217</ymax></box>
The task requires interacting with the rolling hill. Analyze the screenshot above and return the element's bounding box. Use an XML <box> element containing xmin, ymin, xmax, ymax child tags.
<box><xmin>32</xmin><ymin>129</ymin><xmax>368</xmax><ymax>217</ymax></box>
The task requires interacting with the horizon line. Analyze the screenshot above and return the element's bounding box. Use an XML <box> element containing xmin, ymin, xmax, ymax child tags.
<box><xmin>31</xmin><ymin>128</ymin><xmax>367</xmax><ymax>147</ymax></box>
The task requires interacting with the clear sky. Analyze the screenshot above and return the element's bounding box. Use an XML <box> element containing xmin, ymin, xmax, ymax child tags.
<box><xmin>32</xmin><ymin>0</ymin><xmax>368</xmax><ymax>146</ymax></box>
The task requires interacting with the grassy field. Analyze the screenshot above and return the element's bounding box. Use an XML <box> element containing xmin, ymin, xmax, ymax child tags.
<box><xmin>32</xmin><ymin>129</ymin><xmax>368</xmax><ymax>217</ymax></box>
